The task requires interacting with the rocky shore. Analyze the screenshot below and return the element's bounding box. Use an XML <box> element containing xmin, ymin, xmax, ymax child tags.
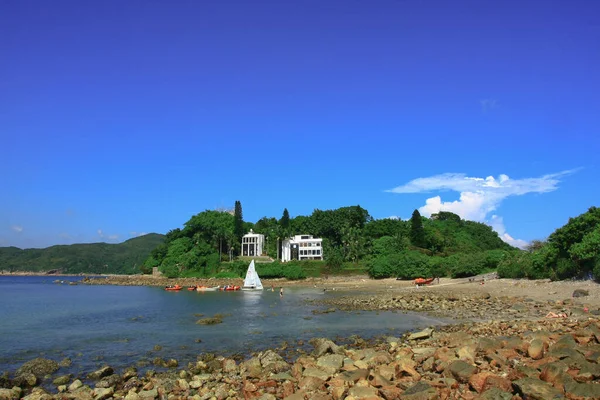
<box><xmin>2</xmin><ymin>276</ymin><xmax>600</xmax><ymax>399</ymax></box>
<box><xmin>1</xmin><ymin>316</ymin><xmax>599</xmax><ymax>399</ymax></box>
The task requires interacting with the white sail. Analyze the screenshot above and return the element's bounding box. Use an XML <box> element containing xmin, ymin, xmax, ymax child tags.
<box><xmin>242</xmin><ymin>260</ymin><xmax>263</xmax><ymax>290</ymax></box>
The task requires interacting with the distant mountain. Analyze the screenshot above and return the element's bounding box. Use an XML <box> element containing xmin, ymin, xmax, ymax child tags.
<box><xmin>0</xmin><ymin>233</ymin><xmax>165</xmax><ymax>275</ymax></box>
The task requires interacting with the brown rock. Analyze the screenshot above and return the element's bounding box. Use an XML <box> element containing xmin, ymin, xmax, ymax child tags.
<box><xmin>400</xmin><ymin>381</ymin><xmax>438</xmax><ymax>400</ymax></box>
<box><xmin>469</xmin><ymin>372</ymin><xmax>496</xmax><ymax>393</ymax></box>
<box><xmin>369</xmin><ymin>371</ymin><xmax>392</xmax><ymax>388</ymax></box>
<box><xmin>540</xmin><ymin>361</ymin><xmax>568</xmax><ymax>385</ymax></box>
<box><xmin>298</xmin><ymin>376</ymin><xmax>326</xmax><ymax>392</ymax></box>
<box><xmin>347</xmin><ymin>386</ymin><xmax>380</xmax><ymax>399</ymax></box>
<box><xmin>527</xmin><ymin>339</ymin><xmax>545</xmax><ymax>360</ymax></box>
<box><xmin>447</xmin><ymin>360</ymin><xmax>477</xmax><ymax>383</ymax></box>
<box><xmin>378</xmin><ymin>385</ymin><xmax>402</xmax><ymax>400</ymax></box>
<box><xmin>513</xmin><ymin>377</ymin><xmax>565</xmax><ymax>399</ymax></box>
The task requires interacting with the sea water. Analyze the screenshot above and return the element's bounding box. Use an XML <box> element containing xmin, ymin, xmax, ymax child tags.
<box><xmin>0</xmin><ymin>276</ymin><xmax>448</xmax><ymax>377</ymax></box>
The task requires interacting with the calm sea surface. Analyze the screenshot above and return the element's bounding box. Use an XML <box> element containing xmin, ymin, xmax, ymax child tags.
<box><xmin>0</xmin><ymin>276</ymin><xmax>449</xmax><ymax>377</ymax></box>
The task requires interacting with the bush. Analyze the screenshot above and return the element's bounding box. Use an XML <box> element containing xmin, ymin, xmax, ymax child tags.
<box><xmin>283</xmin><ymin>264</ymin><xmax>307</xmax><ymax>280</ymax></box>
<box><xmin>497</xmin><ymin>252</ymin><xmax>529</xmax><ymax>279</ymax></box>
<box><xmin>367</xmin><ymin>251</ymin><xmax>430</xmax><ymax>279</ymax></box>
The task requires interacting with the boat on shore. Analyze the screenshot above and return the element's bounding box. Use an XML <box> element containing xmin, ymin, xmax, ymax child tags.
<box><xmin>196</xmin><ymin>285</ymin><xmax>220</xmax><ymax>292</ymax></box>
<box><xmin>220</xmin><ymin>285</ymin><xmax>240</xmax><ymax>291</ymax></box>
<box><xmin>241</xmin><ymin>260</ymin><xmax>263</xmax><ymax>291</ymax></box>
<box><xmin>414</xmin><ymin>277</ymin><xmax>435</xmax><ymax>286</ymax></box>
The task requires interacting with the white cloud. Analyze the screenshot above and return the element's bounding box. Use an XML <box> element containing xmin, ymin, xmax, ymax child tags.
<box><xmin>386</xmin><ymin>170</ymin><xmax>576</xmax><ymax>247</ymax></box>
<box><xmin>11</xmin><ymin>225</ymin><xmax>23</xmax><ymax>233</ymax></box>
<box><xmin>489</xmin><ymin>215</ymin><xmax>529</xmax><ymax>249</ymax></box>
<box><xmin>97</xmin><ymin>229</ymin><xmax>119</xmax><ymax>242</ymax></box>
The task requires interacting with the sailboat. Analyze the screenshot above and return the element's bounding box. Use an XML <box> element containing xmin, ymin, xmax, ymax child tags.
<box><xmin>241</xmin><ymin>260</ymin><xmax>263</xmax><ymax>291</ymax></box>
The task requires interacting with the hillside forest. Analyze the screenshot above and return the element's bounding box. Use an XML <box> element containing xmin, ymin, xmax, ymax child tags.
<box><xmin>2</xmin><ymin>205</ymin><xmax>598</xmax><ymax>282</ymax></box>
<box><xmin>0</xmin><ymin>234</ymin><xmax>165</xmax><ymax>275</ymax></box>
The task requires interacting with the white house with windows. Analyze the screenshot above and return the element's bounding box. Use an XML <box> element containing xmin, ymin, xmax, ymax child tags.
<box><xmin>281</xmin><ymin>234</ymin><xmax>323</xmax><ymax>262</ymax></box>
<box><xmin>241</xmin><ymin>229</ymin><xmax>265</xmax><ymax>257</ymax></box>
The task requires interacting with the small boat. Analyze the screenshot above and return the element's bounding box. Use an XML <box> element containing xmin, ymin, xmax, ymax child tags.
<box><xmin>414</xmin><ymin>277</ymin><xmax>434</xmax><ymax>286</ymax></box>
<box><xmin>187</xmin><ymin>286</ymin><xmax>197</xmax><ymax>291</ymax></box>
<box><xmin>219</xmin><ymin>285</ymin><xmax>240</xmax><ymax>291</ymax></box>
<box><xmin>196</xmin><ymin>285</ymin><xmax>220</xmax><ymax>292</ymax></box>
<box><xmin>241</xmin><ymin>260</ymin><xmax>264</xmax><ymax>291</ymax></box>
<box><xmin>165</xmin><ymin>284</ymin><xmax>182</xmax><ymax>291</ymax></box>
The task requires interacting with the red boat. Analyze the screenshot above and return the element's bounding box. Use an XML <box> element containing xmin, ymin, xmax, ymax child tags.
<box><xmin>165</xmin><ymin>284</ymin><xmax>182</xmax><ymax>291</ymax></box>
<box><xmin>414</xmin><ymin>277</ymin><xmax>434</xmax><ymax>286</ymax></box>
<box><xmin>219</xmin><ymin>285</ymin><xmax>240</xmax><ymax>291</ymax></box>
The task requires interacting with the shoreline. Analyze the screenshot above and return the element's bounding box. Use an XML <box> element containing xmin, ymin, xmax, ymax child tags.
<box><xmin>2</xmin><ymin>275</ymin><xmax>600</xmax><ymax>398</ymax></box>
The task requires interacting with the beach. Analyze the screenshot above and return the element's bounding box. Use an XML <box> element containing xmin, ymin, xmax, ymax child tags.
<box><xmin>2</xmin><ymin>275</ymin><xmax>600</xmax><ymax>399</ymax></box>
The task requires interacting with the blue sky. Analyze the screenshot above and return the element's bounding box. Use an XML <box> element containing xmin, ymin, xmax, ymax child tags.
<box><xmin>1</xmin><ymin>0</ymin><xmax>598</xmax><ymax>249</ymax></box>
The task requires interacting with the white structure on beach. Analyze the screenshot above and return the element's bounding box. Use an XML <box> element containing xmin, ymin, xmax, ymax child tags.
<box><xmin>281</xmin><ymin>234</ymin><xmax>323</xmax><ymax>262</ymax></box>
<box><xmin>241</xmin><ymin>230</ymin><xmax>265</xmax><ymax>257</ymax></box>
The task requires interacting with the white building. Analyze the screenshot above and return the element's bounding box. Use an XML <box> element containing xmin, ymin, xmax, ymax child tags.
<box><xmin>281</xmin><ymin>234</ymin><xmax>323</xmax><ymax>262</ymax></box>
<box><xmin>241</xmin><ymin>229</ymin><xmax>265</xmax><ymax>257</ymax></box>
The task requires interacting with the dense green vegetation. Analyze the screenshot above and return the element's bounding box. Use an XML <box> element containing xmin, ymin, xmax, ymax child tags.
<box><xmin>0</xmin><ymin>234</ymin><xmax>165</xmax><ymax>274</ymax></box>
<box><xmin>145</xmin><ymin>203</ymin><xmax>513</xmax><ymax>279</ymax></box>
<box><xmin>5</xmin><ymin>203</ymin><xmax>597</xmax><ymax>282</ymax></box>
<box><xmin>498</xmin><ymin>206</ymin><xmax>600</xmax><ymax>281</ymax></box>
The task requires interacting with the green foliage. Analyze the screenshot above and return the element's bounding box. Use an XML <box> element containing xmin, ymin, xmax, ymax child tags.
<box><xmin>0</xmin><ymin>234</ymin><xmax>165</xmax><ymax>274</ymax></box>
<box><xmin>234</xmin><ymin>200</ymin><xmax>244</xmax><ymax>254</ymax></box>
<box><xmin>368</xmin><ymin>250</ymin><xmax>430</xmax><ymax>279</ymax></box>
<box><xmin>446</xmin><ymin>252</ymin><xmax>485</xmax><ymax>278</ymax></box>
<box><xmin>409</xmin><ymin>210</ymin><xmax>426</xmax><ymax>248</ymax></box>
<box><xmin>324</xmin><ymin>246</ymin><xmax>344</xmax><ymax>273</ymax></box>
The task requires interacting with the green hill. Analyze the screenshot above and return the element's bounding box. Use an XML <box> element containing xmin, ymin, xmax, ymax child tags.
<box><xmin>0</xmin><ymin>233</ymin><xmax>165</xmax><ymax>275</ymax></box>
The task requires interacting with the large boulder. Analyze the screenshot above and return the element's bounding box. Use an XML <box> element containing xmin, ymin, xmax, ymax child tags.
<box><xmin>15</xmin><ymin>358</ymin><xmax>59</xmax><ymax>378</ymax></box>
<box><xmin>309</xmin><ymin>338</ymin><xmax>342</xmax><ymax>357</ymax></box>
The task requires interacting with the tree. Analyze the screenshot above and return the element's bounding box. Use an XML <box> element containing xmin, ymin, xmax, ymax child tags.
<box><xmin>280</xmin><ymin>208</ymin><xmax>290</xmax><ymax>236</ymax></box>
<box><xmin>409</xmin><ymin>209</ymin><xmax>426</xmax><ymax>248</ymax></box>
<box><xmin>234</xmin><ymin>200</ymin><xmax>244</xmax><ymax>255</ymax></box>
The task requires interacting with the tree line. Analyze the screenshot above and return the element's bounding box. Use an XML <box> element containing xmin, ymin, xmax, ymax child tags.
<box><xmin>143</xmin><ymin>202</ymin><xmax>516</xmax><ymax>279</ymax></box>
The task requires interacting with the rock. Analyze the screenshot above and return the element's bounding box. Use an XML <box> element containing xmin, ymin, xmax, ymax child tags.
<box><xmin>12</xmin><ymin>373</ymin><xmax>37</xmax><ymax>387</ymax></box>
<box><xmin>87</xmin><ymin>366</ymin><xmax>114</xmax><ymax>381</ymax></box>
<box><xmin>302</xmin><ymin>367</ymin><xmax>331</xmax><ymax>381</ymax></box>
<box><xmin>68</xmin><ymin>379</ymin><xmax>84</xmax><ymax>391</ymax></box>
<box><xmin>58</xmin><ymin>358</ymin><xmax>72</xmax><ymax>367</ymax></box>
<box><xmin>138</xmin><ymin>388</ymin><xmax>158</xmax><ymax>399</ymax></box>
<box><xmin>21</xmin><ymin>387</ymin><xmax>52</xmax><ymax>400</ymax></box>
<box><xmin>93</xmin><ymin>387</ymin><xmax>114</xmax><ymax>400</ymax></box>
<box><xmin>407</xmin><ymin>328</ymin><xmax>434</xmax><ymax>341</ymax></box>
<box><xmin>309</xmin><ymin>338</ymin><xmax>342</xmax><ymax>357</ymax></box>
<box><xmin>164</xmin><ymin>359</ymin><xmax>178</xmax><ymax>368</ymax></box>
<box><xmin>196</xmin><ymin>317</ymin><xmax>222</xmax><ymax>325</ymax></box>
<box><xmin>447</xmin><ymin>360</ymin><xmax>477</xmax><ymax>383</ymax></box>
<box><xmin>347</xmin><ymin>385</ymin><xmax>379</xmax><ymax>399</ymax></box>
<box><xmin>95</xmin><ymin>374</ymin><xmax>122</xmax><ymax>389</ymax></box>
<box><xmin>513</xmin><ymin>377</ymin><xmax>565</xmax><ymax>399</ymax></box>
<box><xmin>573</xmin><ymin>289</ymin><xmax>589</xmax><ymax>298</ymax></box>
<box><xmin>52</xmin><ymin>374</ymin><xmax>72</xmax><ymax>386</ymax></box>
<box><xmin>401</xmin><ymin>381</ymin><xmax>438</xmax><ymax>400</ymax></box>
<box><xmin>477</xmin><ymin>387</ymin><xmax>512</xmax><ymax>400</ymax></box>
<box><xmin>16</xmin><ymin>358</ymin><xmax>59</xmax><ymax>378</ymax></box>
<box><xmin>339</xmin><ymin>369</ymin><xmax>369</xmax><ymax>383</ymax></box>
<box><xmin>528</xmin><ymin>339</ymin><xmax>545</xmax><ymax>360</ymax></box>
<box><xmin>298</xmin><ymin>376</ymin><xmax>325</xmax><ymax>392</ymax></box>
<box><xmin>0</xmin><ymin>388</ymin><xmax>21</xmax><ymax>400</ymax></box>
<box><xmin>316</xmin><ymin>354</ymin><xmax>344</xmax><ymax>374</ymax></box>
